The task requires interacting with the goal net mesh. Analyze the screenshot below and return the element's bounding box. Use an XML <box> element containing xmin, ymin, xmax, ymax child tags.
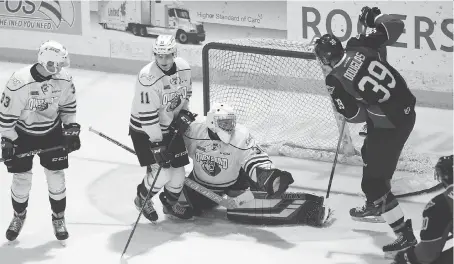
<box><xmin>202</xmin><ymin>38</ymin><xmax>438</xmax><ymax>196</ymax></box>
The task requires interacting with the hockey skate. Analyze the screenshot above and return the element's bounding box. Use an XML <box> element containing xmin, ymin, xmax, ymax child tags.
<box><xmin>383</xmin><ymin>219</ymin><xmax>417</xmax><ymax>259</ymax></box>
<box><xmin>349</xmin><ymin>201</ymin><xmax>386</xmax><ymax>223</ymax></box>
<box><xmin>5</xmin><ymin>210</ymin><xmax>26</xmax><ymax>241</ymax></box>
<box><xmin>134</xmin><ymin>193</ymin><xmax>158</xmax><ymax>222</ymax></box>
<box><xmin>52</xmin><ymin>212</ymin><xmax>69</xmax><ymax>243</ymax></box>
<box><xmin>159</xmin><ymin>192</ymin><xmax>193</xmax><ymax>220</ymax></box>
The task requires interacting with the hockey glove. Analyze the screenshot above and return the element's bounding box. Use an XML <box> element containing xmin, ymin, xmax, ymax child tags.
<box><xmin>63</xmin><ymin>123</ymin><xmax>81</xmax><ymax>153</ymax></box>
<box><xmin>150</xmin><ymin>142</ymin><xmax>172</xmax><ymax>168</ymax></box>
<box><xmin>1</xmin><ymin>137</ymin><xmax>16</xmax><ymax>160</ymax></box>
<box><xmin>171</xmin><ymin>110</ymin><xmax>197</xmax><ymax>135</ymax></box>
<box><xmin>255</xmin><ymin>167</ymin><xmax>294</xmax><ymax>199</ymax></box>
<box><xmin>359</xmin><ymin>6</ymin><xmax>381</xmax><ymax>28</ymax></box>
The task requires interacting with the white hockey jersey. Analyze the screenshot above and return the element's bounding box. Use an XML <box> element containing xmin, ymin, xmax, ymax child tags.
<box><xmin>0</xmin><ymin>64</ymin><xmax>76</xmax><ymax>141</ymax></box>
<box><xmin>129</xmin><ymin>57</ymin><xmax>192</xmax><ymax>142</ymax></box>
<box><xmin>184</xmin><ymin>118</ymin><xmax>273</xmax><ymax>188</ymax></box>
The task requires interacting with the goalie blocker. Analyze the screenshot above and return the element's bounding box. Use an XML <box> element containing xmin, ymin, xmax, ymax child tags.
<box><xmin>226</xmin><ymin>191</ymin><xmax>327</xmax><ymax>226</ymax></box>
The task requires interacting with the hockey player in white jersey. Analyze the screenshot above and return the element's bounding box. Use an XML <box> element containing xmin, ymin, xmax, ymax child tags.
<box><xmin>172</xmin><ymin>103</ymin><xmax>330</xmax><ymax>225</ymax></box>
<box><xmin>129</xmin><ymin>35</ymin><xmax>193</xmax><ymax>221</ymax></box>
<box><xmin>0</xmin><ymin>40</ymin><xmax>81</xmax><ymax>242</ymax></box>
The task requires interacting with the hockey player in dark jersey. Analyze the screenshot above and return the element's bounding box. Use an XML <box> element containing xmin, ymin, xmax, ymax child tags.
<box><xmin>392</xmin><ymin>155</ymin><xmax>453</xmax><ymax>264</ymax></box>
<box><xmin>314</xmin><ymin>6</ymin><xmax>417</xmax><ymax>257</ymax></box>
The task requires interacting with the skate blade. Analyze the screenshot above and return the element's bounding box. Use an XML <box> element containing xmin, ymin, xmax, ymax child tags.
<box><xmin>58</xmin><ymin>239</ymin><xmax>67</xmax><ymax>247</ymax></box>
<box><xmin>164</xmin><ymin>213</ymin><xmax>194</xmax><ymax>221</ymax></box>
<box><xmin>351</xmin><ymin>215</ymin><xmax>386</xmax><ymax>223</ymax></box>
<box><xmin>6</xmin><ymin>239</ymin><xmax>19</xmax><ymax>246</ymax></box>
<box><xmin>384</xmin><ymin>250</ymin><xmax>398</xmax><ymax>259</ymax></box>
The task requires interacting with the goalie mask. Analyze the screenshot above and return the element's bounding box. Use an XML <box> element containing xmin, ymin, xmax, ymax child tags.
<box><xmin>207</xmin><ymin>103</ymin><xmax>237</xmax><ymax>144</ymax></box>
<box><xmin>38</xmin><ymin>40</ymin><xmax>70</xmax><ymax>75</ymax></box>
<box><xmin>153</xmin><ymin>35</ymin><xmax>177</xmax><ymax>71</ymax></box>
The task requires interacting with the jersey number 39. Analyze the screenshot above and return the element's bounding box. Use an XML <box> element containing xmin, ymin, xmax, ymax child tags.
<box><xmin>358</xmin><ymin>61</ymin><xmax>396</xmax><ymax>103</ymax></box>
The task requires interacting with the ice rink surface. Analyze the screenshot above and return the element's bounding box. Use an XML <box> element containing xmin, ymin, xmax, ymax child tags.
<box><xmin>0</xmin><ymin>62</ymin><xmax>452</xmax><ymax>264</ymax></box>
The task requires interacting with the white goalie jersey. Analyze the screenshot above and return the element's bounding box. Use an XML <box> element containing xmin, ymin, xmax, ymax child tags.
<box><xmin>184</xmin><ymin>118</ymin><xmax>273</xmax><ymax>188</ymax></box>
<box><xmin>129</xmin><ymin>57</ymin><xmax>192</xmax><ymax>143</ymax></box>
<box><xmin>0</xmin><ymin>65</ymin><xmax>76</xmax><ymax>141</ymax></box>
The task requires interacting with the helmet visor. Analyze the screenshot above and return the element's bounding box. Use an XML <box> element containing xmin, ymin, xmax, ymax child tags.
<box><xmin>215</xmin><ymin>116</ymin><xmax>236</xmax><ymax>134</ymax></box>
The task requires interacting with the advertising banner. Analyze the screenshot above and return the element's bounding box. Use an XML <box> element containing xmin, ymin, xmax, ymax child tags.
<box><xmin>0</xmin><ymin>0</ymin><xmax>82</xmax><ymax>35</ymax></box>
<box><xmin>287</xmin><ymin>1</ymin><xmax>453</xmax><ymax>76</ymax></box>
<box><xmin>89</xmin><ymin>0</ymin><xmax>286</xmax><ymax>47</ymax></box>
<box><xmin>184</xmin><ymin>1</ymin><xmax>286</xmax><ymax>30</ymax></box>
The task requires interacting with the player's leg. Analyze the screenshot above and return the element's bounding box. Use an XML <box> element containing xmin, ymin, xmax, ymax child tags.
<box><xmin>129</xmin><ymin>128</ymin><xmax>161</xmax><ymax>222</ymax></box>
<box><xmin>39</xmin><ymin>125</ymin><xmax>70</xmax><ymax>241</ymax></box>
<box><xmin>5</xmin><ymin>130</ymin><xmax>34</xmax><ymax>241</ymax></box>
<box><xmin>182</xmin><ymin>172</ymin><xmax>226</xmax><ymax>216</ymax></box>
<box><xmin>159</xmin><ymin>134</ymin><xmax>193</xmax><ymax>219</ymax></box>
<box><xmin>352</xmin><ymin>113</ymin><xmax>417</xmax><ymax>257</ymax></box>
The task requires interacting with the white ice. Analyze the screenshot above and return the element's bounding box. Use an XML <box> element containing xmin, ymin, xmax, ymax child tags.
<box><xmin>0</xmin><ymin>62</ymin><xmax>451</xmax><ymax>264</ymax></box>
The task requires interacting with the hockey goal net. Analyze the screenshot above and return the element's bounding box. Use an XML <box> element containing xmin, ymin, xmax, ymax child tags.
<box><xmin>202</xmin><ymin>38</ymin><xmax>439</xmax><ymax>196</ymax></box>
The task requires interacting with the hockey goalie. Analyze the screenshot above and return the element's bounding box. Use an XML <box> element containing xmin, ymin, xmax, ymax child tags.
<box><xmin>171</xmin><ymin>102</ymin><xmax>329</xmax><ymax>226</ymax></box>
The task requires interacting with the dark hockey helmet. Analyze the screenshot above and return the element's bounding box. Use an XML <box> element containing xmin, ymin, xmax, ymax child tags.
<box><xmin>434</xmin><ymin>155</ymin><xmax>453</xmax><ymax>188</ymax></box>
<box><xmin>314</xmin><ymin>34</ymin><xmax>344</xmax><ymax>66</ymax></box>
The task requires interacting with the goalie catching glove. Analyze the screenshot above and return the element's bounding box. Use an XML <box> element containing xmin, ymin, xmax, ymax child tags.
<box><xmin>254</xmin><ymin>166</ymin><xmax>294</xmax><ymax>198</ymax></box>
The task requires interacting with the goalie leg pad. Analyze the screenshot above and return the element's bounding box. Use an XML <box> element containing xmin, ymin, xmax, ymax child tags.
<box><xmin>226</xmin><ymin>192</ymin><xmax>326</xmax><ymax>226</ymax></box>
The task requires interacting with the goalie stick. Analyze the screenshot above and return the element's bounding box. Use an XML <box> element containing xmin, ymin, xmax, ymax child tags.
<box><xmin>88</xmin><ymin>127</ymin><xmax>253</xmax><ymax>210</ymax></box>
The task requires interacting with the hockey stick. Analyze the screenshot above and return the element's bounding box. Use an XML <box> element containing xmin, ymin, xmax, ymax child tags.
<box><xmin>0</xmin><ymin>145</ymin><xmax>66</xmax><ymax>163</ymax></box>
<box><xmin>87</xmin><ymin>127</ymin><xmax>173</xmax><ymax>259</ymax></box>
<box><xmin>318</xmin><ymin>118</ymin><xmax>347</xmax><ymax>224</ymax></box>
<box><xmin>88</xmin><ymin>127</ymin><xmax>250</xmax><ymax>210</ymax></box>
<box><xmin>326</xmin><ymin>117</ymin><xmax>347</xmax><ymax>199</ymax></box>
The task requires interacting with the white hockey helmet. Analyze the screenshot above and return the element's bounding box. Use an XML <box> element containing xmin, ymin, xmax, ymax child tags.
<box><xmin>153</xmin><ymin>35</ymin><xmax>177</xmax><ymax>56</ymax></box>
<box><xmin>38</xmin><ymin>40</ymin><xmax>70</xmax><ymax>74</ymax></box>
<box><xmin>206</xmin><ymin>102</ymin><xmax>237</xmax><ymax>144</ymax></box>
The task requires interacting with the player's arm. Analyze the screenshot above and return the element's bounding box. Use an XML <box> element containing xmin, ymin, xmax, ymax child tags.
<box><xmin>182</xmin><ymin>67</ymin><xmax>193</xmax><ymax>111</ymax></box>
<box><xmin>0</xmin><ymin>74</ymin><xmax>28</xmax><ymax>141</ymax></box>
<box><xmin>326</xmin><ymin>75</ymin><xmax>367</xmax><ymax>123</ymax></box>
<box><xmin>133</xmin><ymin>78</ymin><xmax>163</xmax><ymax>143</ymax></box>
<box><xmin>394</xmin><ymin>194</ymin><xmax>452</xmax><ymax>264</ymax></box>
<box><xmin>239</xmin><ymin>128</ymin><xmax>294</xmax><ymax>198</ymax></box>
<box><xmin>57</xmin><ymin>74</ymin><xmax>80</xmax><ymax>153</ymax></box>
<box><xmin>58</xmin><ymin>76</ymin><xmax>77</xmax><ymax>125</ymax></box>
<box><xmin>349</xmin><ymin>7</ymin><xmax>404</xmax><ymax>51</ymax></box>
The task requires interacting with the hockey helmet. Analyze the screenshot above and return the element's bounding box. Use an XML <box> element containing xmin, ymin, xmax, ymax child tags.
<box><xmin>153</xmin><ymin>35</ymin><xmax>177</xmax><ymax>56</ymax></box>
<box><xmin>434</xmin><ymin>155</ymin><xmax>453</xmax><ymax>188</ymax></box>
<box><xmin>314</xmin><ymin>34</ymin><xmax>344</xmax><ymax>66</ymax></box>
<box><xmin>38</xmin><ymin>40</ymin><xmax>70</xmax><ymax>74</ymax></box>
<box><xmin>206</xmin><ymin>102</ymin><xmax>237</xmax><ymax>144</ymax></box>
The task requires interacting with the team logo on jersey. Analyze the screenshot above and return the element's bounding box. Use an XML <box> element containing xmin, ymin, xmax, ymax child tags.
<box><xmin>326</xmin><ymin>86</ymin><xmax>335</xmax><ymax>94</ymax></box>
<box><xmin>163</xmin><ymin>86</ymin><xmax>187</xmax><ymax>112</ymax></box>
<box><xmin>211</xmin><ymin>142</ymin><xmax>221</xmax><ymax>151</ymax></box>
<box><xmin>195</xmin><ymin>153</ymin><xmax>228</xmax><ymax>177</ymax></box>
<box><xmin>28</xmin><ymin>97</ymin><xmax>58</xmax><ymax>111</ymax></box>
<box><xmin>139</xmin><ymin>73</ymin><xmax>155</xmax><ymax>84</ymax></box>
<box><xmin>41</xmin><ymin>83</ymin><xmax>53</xmax><ymax>95</ymax></box>
<box><xmin>166</xmin><ymin>95</ymin><xmax>182</xmax><ymax>112</ymax></box>
<box><xmin>170</xmin><ymin>77</ymin><xmax>182</xmax><ymax>85</ymax></box>
<box><xmin>404</xmin><ymin>107</ymin><xmax>411</xmax><ymax>115</ymax></box>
